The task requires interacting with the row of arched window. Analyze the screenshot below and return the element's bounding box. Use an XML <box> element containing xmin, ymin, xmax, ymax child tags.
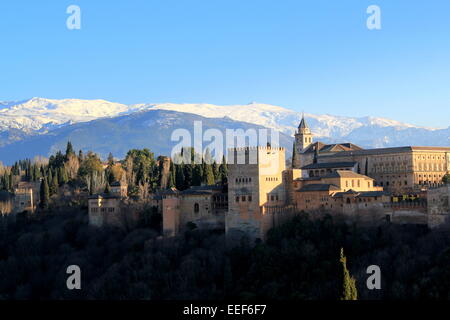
<box><xmin>235</xmin><ymin>195</ymin><xmax>252</xmax><ymax>202</ymax></box>
<box><xmin>416</xmin><ymin>163</ymin><xmax>446</xmax><ymax>171</ymax></box>
<box><xmin>235</xmin><ymin>177</ymin><xmax>252</xmax><ymax>184</ymax></box>
<box><xmin>344</xmin><ymin>180</ymin><xmax>371</xmax><ymax>188</ymax></box>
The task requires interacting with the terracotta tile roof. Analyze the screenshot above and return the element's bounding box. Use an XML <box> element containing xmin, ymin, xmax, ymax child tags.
<box><xmin>303</xmin><ymin>142</ymin><xmax>363</xmax><ymax>154</ymax></box>
<box><xmin>322</xmin><ymin>170</ymin><xmax>373</xmax><ymax>179</ymax></box>
<box><xmin>301</xmin><ymin>161</ymin><xmax>357</xmax><ymax>170</ymax></box>
<box><xmin>298</xmin><ymin>184</ymin><xmax>340</xmax><ymax>192</ymax></box>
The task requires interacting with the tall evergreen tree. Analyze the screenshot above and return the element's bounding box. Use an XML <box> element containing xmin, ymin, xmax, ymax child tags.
<box><xmin>37</xmin><ymin>164</ymin><xmax>42</xmax><ymax>181</ymax></box>
<box><xmin>183</xmin><ymin>165</ymin><xmax>193</xmax><ymax>190</ymax></box>
<box><xmin>219</xmin><ymin>155</ymin><xmax>228</xmax><ymax>185</ymax></box>
<box><xmin>168</xmin><ymin>161</ymin><xmax>176</xmax><ymax>189</ymax></box>
<box><xmin>8</xmin><ymin>173</ymin><xmax>13</xmax><ymax>192</ymax></box>
<box><xmin>48</xmin><ymin>168</ymin><xmax>53</xmax><ymax>181</ymax></box>
<box><xmin>59</xmin><ymin>166</ymin><xmax>68</xmax><ymax>185</ymax></box>
<box><xmin>175</xmin><ymin>164</ymin><xmax>185</xmax><ymax>190</ymax></box>
<box><xmin>65</xmin><ymin>141</ymin><xmax>75</xmax><ymax>158</ymax></box>
<box><xmin>39</xmin><ymin>178</ymin><xmax>50</xmax><ymax>210</ymax></box>
<box><xmin>340</xmin><ymin>248</ymin><xmax>358</xmax><ymax>300</ymax></box>
<box><xmin>212</xmin><ymin>161</ymin><xmax>219</xmax><ymax>183</ymax></box>
<box><xmin>291</xmin><ymin>140</ymin><xmax>297</xmax><ymax>168</ymax></box>
<box><xmin>203</xmin><ymin>163</ymin><xmax>215</xmax><ymax>185</ymax></box>
<box><xmin>365</xmin><ymin>158</ymin><xmax>369</xmax><ymax>176</ymax></box>
<box><xmin>193</xmin><ymin>164</ymin><xmax>203</xmax><ymax>186</ymax></box>
<box><xmin>50</xmin><ymin>170</ymin><xmax>59</xmax><ymax>195</ymax></box>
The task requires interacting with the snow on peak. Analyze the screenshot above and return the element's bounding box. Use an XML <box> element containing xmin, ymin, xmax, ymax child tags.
<box><xmin>0</xmin><ymin>98</ymin><xmax>437</xmax><ymax>141</ymax></box>
<box><xmin>0</xmin><ymin>98</ymin><xmax>130</xmax><ymax>131</ymax></box>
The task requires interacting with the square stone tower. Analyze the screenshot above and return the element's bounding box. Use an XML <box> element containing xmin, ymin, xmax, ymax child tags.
<box><xmin>293</xmin><ymin>114</ymin><xmax>313</xmax><ymax>169</ymax></box>
<box><xmin>226</xmin><ymin>146</ymin><xmax>286</xmax><ymax>244</ymax></box>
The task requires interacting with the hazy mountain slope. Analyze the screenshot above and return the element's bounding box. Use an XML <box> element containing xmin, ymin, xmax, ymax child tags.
<box><xmin>0</xmin><ymin>110</ymin><xmax>293</xmax><ymax>165</ymax></box>
<box><xmin>0</xmin><ymin>98</ymin><xmax>448</xmax><ymax>159</ymax></box>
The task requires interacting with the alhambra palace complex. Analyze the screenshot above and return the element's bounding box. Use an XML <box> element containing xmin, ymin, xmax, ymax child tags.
<box><xmin>5</xmin><ymin>117</ymin><xmax>447</xmax><ymax>243</ymax></box>
<box><xmin>84</xmin><ymin>116</ymin><xmax>450</xmax><ymax>243</ymax></box>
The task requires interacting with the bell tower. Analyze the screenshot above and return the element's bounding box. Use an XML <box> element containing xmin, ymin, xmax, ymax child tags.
<box><xmin>293</xmin><ymin>114</ymin><xmax>313</xmax><ymax>168</ymax></box>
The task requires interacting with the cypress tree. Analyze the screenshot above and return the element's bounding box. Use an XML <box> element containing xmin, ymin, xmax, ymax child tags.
<box><xmin>340</xmin><ymin>248</ymin><xmax>358</xmax><ymax>300</ymax></box>
<box><xmin>3</xmin><ymin>174</ymin><xmax>9</xmax><ymax>191</ymax></box>
<box><xmin>193</xmin><ymin>164</ymin><xmax>203</xmax><ymax>186</ymax></box>
<box><xmin>183</xmin><ymin>164</ymin><xmax>193</xmax><ymax>190</ymax></box>
<box><xmin>1</xmin><ymin>174</ymin><xmax>7</xmax><ymax>191</ymax></box>
<box><xmin>292</xmin><ymin>140</ymin><xmax>297</xmax><ymax>168</ymax></box>
<box><xmin>212</xmin><ymin>161</ymin><xmax>219</xmax><ymax>183</ymax></box>
<box><xmin>175</xmin><ymin>164</ymin><xmax>185</xmax><ymax>190</ymax></box>
<box><xmin>59</xmin><ymin>166</ymin><xmax>68</xmax><ymax>185</ymax></box>
<box><xmin>48</xmin><ymin>169</ymin><xmax>53</xmax><ymax>187</ymax></box>
<box><xmin>203</xmin><ymin>163</ymin><xmax>215</xmax><ymax>185</ymax></box>
<box><xmin>35</xmin><ymin>165</ymin><xmax>41</xmax><ymax>180</ymax></box>
<box><xmin>65</xmin><ymin>141</ymin><xmax>75</xmax><ymax>158</ymax></box>
<box><xmin>40</xmin><ymin>178</ymin><xmax>50</xmax><ymax>209</ymax></box>
<box><xmin>8</xmin><ymin>173</ymin><xmax>13</xmax><ymax>192</ymax></box>
<box><xmin>219</xmin><ymin>155</ymin><xmax>228</xmax><ymax>185</ymax></box>
<box><xmin>51</xmin><ymin>170</ymin><xmax>59</xmax><ymax>195</ymax></box>
<box><xmin>365</xmin><ymin>158</ymin><xmax>369</xmax><ymax>176</ymax></box>
<box><xmin>168</xmin><ymin>161</ymin><xmax>176</xmax><ymax>189</ymax></box>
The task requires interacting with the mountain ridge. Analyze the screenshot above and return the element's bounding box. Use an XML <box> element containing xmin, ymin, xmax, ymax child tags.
<box><xmin>0</xmin><ymin>97</ymin><xmax>443</xmax><ymax>133</ymax></box>
<box><xmin>0</xmin><ymin>98</ymin><xmax>448</xmax><ymax>164</ymax></box>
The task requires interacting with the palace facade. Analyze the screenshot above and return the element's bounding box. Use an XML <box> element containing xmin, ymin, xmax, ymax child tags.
<box><xmin>292</xmin><ymin>116</ymin><xmax>450</xmax><ymax>193</ymax></box>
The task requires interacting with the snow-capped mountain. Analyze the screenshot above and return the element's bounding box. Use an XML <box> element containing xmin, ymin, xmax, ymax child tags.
<box><xmin>0</xmin><ymin>98</ymin><xmax>440</xmax><ymax>136</ymax></box>
<box><xmin>0</xmin><ymin>97</ymin><xmax>130</xmax><ymax>132</ymax></box>
<box><xmin>0</xmin><ymin>110</ymin><xmax>294</xmax><ymax>165</ymax></box>
<box><xmin>135</xmin><ymin>102</ymin><xmax>439</xmax><ymax>138</ymax></box>
<box><xmin>0</xmin><ymin>98</ymin><xmax>448</xmax><ymax>161</ymax></box>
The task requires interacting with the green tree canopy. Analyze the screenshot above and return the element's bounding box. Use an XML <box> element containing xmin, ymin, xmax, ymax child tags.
<box><xmin>78</xmin><ymin>151</ymin><xmax>103</xmax><ymax>177</ymax></box>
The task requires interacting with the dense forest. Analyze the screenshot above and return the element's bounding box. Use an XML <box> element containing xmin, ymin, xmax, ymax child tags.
<box><xmin>0</xmin><ymin>142</ymin><xmax>228</xmax><ymax>209</ymax></box>
<box><xmin>0</xmin><ymin>206</ymin><xmax>448</xmax><ymax>300</ymax></box>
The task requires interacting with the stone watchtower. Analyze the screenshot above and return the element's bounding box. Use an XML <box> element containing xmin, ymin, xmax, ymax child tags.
<box><xmin>226</xmin><ymin>146</ymin><xmax>286</xmax><ymax>244</ymax></box>
<box><xmin>293</xmin><ymin>114</ymin><xmax>313</xmax><ymax>169</ymax></box>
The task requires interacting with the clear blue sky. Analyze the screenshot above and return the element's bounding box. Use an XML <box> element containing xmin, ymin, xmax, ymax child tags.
<box><xmin>1</xmin><ymin>0</ymin><xmax>449</xmax><ymax>128</ymax></box>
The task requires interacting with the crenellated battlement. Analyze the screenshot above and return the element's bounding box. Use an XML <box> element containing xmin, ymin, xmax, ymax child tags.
<box><xmin>228</xmin><ymin>146</ymin><xmax>285</xmax><ymax>152</ymax></box>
